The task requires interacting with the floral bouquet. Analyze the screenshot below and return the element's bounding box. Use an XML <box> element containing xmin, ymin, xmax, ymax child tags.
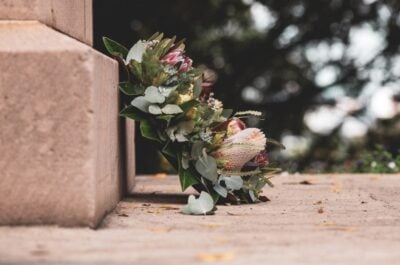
<box><xmin>103</xmin><ymin>33</ymin><xmax>283</xmax><ymax>215</ymax></box>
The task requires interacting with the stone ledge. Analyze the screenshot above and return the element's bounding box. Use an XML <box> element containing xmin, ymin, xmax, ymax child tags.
<box><xmin>0</xmin><ymin>21</ymin><xmax>120</xmax><ymax>227</ymax></box>
<box><xmin>0</xmin><ymin>174</ymin><xmax>399</xmax><ymax>264</ymax></box>
<box><xmin>0</xmin><ymin>0</ymin><xmax>92</xmax><ymax>45</ymax></box>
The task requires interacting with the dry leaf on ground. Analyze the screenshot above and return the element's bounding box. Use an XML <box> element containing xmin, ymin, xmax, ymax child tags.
<box><xmin>197</xmin><ymin>252</ymin><xmax>235</xmax><ymax>262</ymax></box>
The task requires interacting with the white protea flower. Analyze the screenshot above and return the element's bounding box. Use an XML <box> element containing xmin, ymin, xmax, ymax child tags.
<box><xmin>213</xmin><ymin>128</ymin><xmax>266</xmax><ymax>170</ymax></box>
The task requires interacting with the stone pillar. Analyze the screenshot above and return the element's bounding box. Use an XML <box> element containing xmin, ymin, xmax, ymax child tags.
<box><xmin>0</xmin><ymin>1</ymin><xmax>127</xmax><ymax>227</ymax></box>
<box><xmin>0</xmin><ymin>0</ymin><xmax>92</xmax><ymax>45</ymax></box>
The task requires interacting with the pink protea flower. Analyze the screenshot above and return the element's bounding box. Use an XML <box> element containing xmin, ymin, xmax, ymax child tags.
<box><xmin>178</xmin><ymin>57</ymin><xmax>193</xmax><ymax>73</ymax></box>
<box><xmin>226</xmin><ymin>118</ymin><xmax>246</xmax><ymax>136</ymax></box>
<box><xmin>161</xmin><ymin>49</ymin><xmax>184</xmax><ymax>65</ymax></box>
<box><xmin>213</xmin><ymin>128</ymin><xmax>267</xmax><ymax>171</ymax></box>
<box><xmin>161</xmin><ymin>49</ymin><xmax>192</xmax><ymax>73</ymax></box>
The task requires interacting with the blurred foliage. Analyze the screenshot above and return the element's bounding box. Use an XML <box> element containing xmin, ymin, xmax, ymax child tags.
<box><xmin>94</xmin><ymin>0</ymin><xmax>400</xmax><ymax>173</ymax></box>
<box><xmin>351</xmin><ymin>145</ymin><xmax>400</xmax><ymax>173</ymax></box>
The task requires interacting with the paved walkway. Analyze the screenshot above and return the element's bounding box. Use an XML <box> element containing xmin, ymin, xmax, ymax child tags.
<box><xmin>1</xmin><ymin>174</ymin><xmax>400</xmax><ymax>265</ymax></box>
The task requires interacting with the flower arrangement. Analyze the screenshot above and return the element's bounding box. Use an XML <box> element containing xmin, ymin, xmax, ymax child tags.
<box><xmin>103</xmin><ymin>33</ymin><xmax>283</xmax><ymax>215</ymax></box>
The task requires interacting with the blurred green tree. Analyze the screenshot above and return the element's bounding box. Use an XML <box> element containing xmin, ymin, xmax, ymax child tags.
<box><xmin>94</xmin><ymin>0</ymin><xmax>400</xmax><ymax>173</ymax></box>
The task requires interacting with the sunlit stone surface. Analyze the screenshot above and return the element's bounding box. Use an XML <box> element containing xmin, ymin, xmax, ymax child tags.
<box><xmin>0</xmin><ymin>21</ymin><xmax>120</xmax><ymax>227</ymax></box>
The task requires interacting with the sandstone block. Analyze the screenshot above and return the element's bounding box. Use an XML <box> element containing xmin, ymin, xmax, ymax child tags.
<box><xmin>0</xmin><ymin>21</ymin><xmax>120</xmax><ymax>227</ymax></box>
<box><xmin>0</xmin><ymin>0</ymin><xmax>92</xmax><ymax>45</ymax></box>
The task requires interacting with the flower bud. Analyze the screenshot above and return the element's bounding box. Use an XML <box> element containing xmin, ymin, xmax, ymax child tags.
<box><xmin>161</xmin><ymin>49</ymin><xmax>193</xmax><ymax>73</ymax></box>
<box><xmin>179</xmin><ymin>57</ymin><xmax>193</xmax><ymax>73</ymax></box>
<box><xmin>226</xmin><ymin>118</ymin><xmax>246</xmax><ymax>136</ymax></box>
<box><xmin>161</xmin><ymin>49</ymin><xmax>184</xmax><ymax>66</ymax></box>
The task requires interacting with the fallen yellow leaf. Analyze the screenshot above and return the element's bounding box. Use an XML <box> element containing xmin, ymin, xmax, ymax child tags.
<box><xmin>319</xmin><ymin>221</ymin><xmax>336</xmax><ymax>227</ymax></box>
<box><xmin>204</xmin><ymin>223</ymin><xmax>221</xmax><ymax>228</ymax></box>
<box><xmin>369</xmin><ymin>175</ymin><xmax>379</xmax><ymax>181</ymax></box>
<box><xmin>148</xmin><ymin>227</ymin><xmax>171</xmax><ymax>233</ymax></box>
<box><xmin>197</xmin><ymin>252</ymin><xmax>235</xmax><ymax>262</ymax></box>
<box><xmin>158</xmin><ymin>205</ymin><xmax>180</xmax><ymax>210</ymax></box>
<box><xmin>154</xmin><ymin>173</ymin><xmax>167</xmax><ymax>179</ymax></box>
<box><xmin>147</xmin><ymin>209</ymin><xmax>162</xmax><ymax>214</ymax></box>
<box><xmin>318</xmin><ymin>221</ymin><xmax>357</xmax><ymax>232</ymax></box>
<box><xmin>213</xmin><ymin>237</ymin><xmax>231</xmax><ymax>244</ymax></box>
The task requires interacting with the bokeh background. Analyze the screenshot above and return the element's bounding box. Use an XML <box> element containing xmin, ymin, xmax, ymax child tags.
<box><xmin>94</xmin><ymin>0</ymin><xmax>400</xmax><ymax>174</ymax></box>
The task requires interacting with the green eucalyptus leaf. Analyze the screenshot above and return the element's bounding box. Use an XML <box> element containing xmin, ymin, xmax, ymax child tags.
<box><xmin>102</xmin><ymin>37</ymin><xmax>128</xmax><ymax>58</ymax></box>
<box><xmin>178</xmin><ymin>168</ymin><xmax>198</xmax><ymax>191</ymax></box>
<box><xmin>161</xmin><ymin>142</ymin><xmax>178</xmax><ymax>169</ymax></box>
<box><xmin>180</xmin><ymin>99</ymin><xmax>200</xmax><ymax>113</ymax></box>
<box><xmin>126</xmin><ymin>40</ymin><xmax>147</xmax><ymax>63</ymax></box>
<box><xmin>119</xmin><ymin>82</ymin><xmax>144</xmax><ymax>96</ymax></box>
<box><xmin>191</xmin><ymin>141</ymin><xmax>204</xmax><ymax>160</ymax></box>
<box><xmin>195</xmin><ymin>155</ymin><xmax>218</xmax><ymax>183</ymax></box>
<box><xmin>213</xmin><ymin>183</ymin><xmax>228</xmax><ymax>198</ymax></box>
<box><xmin>156</xmin><ymin>114</ymin><xmax>174</xmax><ymax>124</ymax></box>
<box><xmin>175</xmin><ymin>133</ymin><xmax>188</xmax><ymax>142</ymax></box>
<box><xmin>162</xmin><ymin>142</ymin><xmax>177</xmax><ymax>159</ymax></box>
<box><xmin>181</xmin><ymin>152</ymin><xmax>190</xmax><ymax>170</ymax></box>
<box><xmin>177</xmin><ymin>152</ymin><xmax>199</xmax><ymax>191</ymax></box>
<box><xmin>162</xmin><ymin>104</ymin><xmax>183</xmax><ymax>114</ymax></box>
<box><xmin>120</xmin><ymin>105</ymin><xmax>147</xmax><ymax>121</ymax></box>
<box><xmin>131</xmin><ymin>96</ymin><xmax>150</xmax><ymax>113</ymax></box>
<box><xmin>181</xmin><ymin>192</ymin><xmax>214</xmax><ymax>215</ymax></box>
<box><xmin>166</xmin><ymin>126</ymin><xmax>177</xmax><ymax>142</ymax></box>
<box><xmin>210</xmin><ymin>190</ymin><xmax>220</xmax><ymax>204</ymax></box>
<box><xmin>265</xmin><ymin>178</ymin><xmax>274</xmax><ymax>188</ymax></box>
<box><xmin>157</xmin><ymin>130</ymin><xmax>167</xmax><ymax>142</ymax></box>
<box><xmin>193</xmin><ymin>79</ymin><xmax>203</xmax><ymax>98</ymax></box>
<box><xmin>159</xmin><ymin>86</ymin><xmax>177</xmax><ymax>97</ymax></box>
<box><xmin>221</xmin><ymin>176</ymin><xmax>243</xmax><ymax>190</ymax></box>
<box><xmin>249</xmin><ymin>190</ymin><xmax>257</xmax><ymax>202</ymax></box>
<box><xmin>148</xmin><ymin>104</ymin><xmax>163</xmax><ymax>115</ymax></box>
<box><xmin>139</xmin><ymin>120</ymin><xmax>159</xmax><ymax>142</ymax></box>
<box><xmin>144</xmin><ymin>86</ymin><xmax>165</xmax><ymax>104</ymax></box>
<box><xmin>255</xmin><ymin>179</ymin><xmax>268</xmax><ymax>190</ymax></box>
<box><xmin>221</xmin><ymin>109</ymin><xmax>233</xmax><ymax>118</ymax></box>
